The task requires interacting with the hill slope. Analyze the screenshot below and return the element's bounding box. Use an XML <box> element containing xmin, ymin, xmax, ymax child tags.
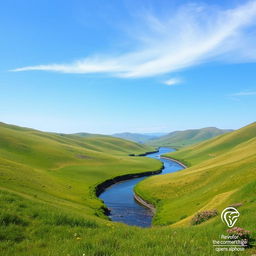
<box><xmin>1</xmin><ymin>121</ymin><xmax>255</xmax><ymax>256</ymax></box>
<box><xmin>135</xmin><ymin>122</ymin><xmax>256</xmax><ymax>229</ymax></box>
<box><xmin>147</xmin><ymin>127</ymin><xmax>232</xmax><ymax>148</ymax></box>
<box><xmin>0</xmin><ymin>122</ymin><xmax>161</xmax><ymax>216</ymax></box>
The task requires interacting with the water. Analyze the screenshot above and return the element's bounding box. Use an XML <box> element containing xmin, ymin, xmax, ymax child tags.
<box><xmin>99</xmin><ymin>147</ymin><xmax>185</xmax><ymax>227</ymax></box>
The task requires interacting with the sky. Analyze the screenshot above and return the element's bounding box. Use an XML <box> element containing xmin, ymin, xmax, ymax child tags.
<box><xmin>0</xmin><ymin>0</ymin><xmax>256</xmax><ymax>134</ymax></box>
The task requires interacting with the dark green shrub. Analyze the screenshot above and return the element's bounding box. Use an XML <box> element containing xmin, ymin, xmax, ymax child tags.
<box><xmin>0</xmin><ymin>226</ymin><xmax>26</xmax><ymax>242</ymax></box>
<box><xmin>180</xmin><ymin>215</ymin><xmax>187</xmax><ymax>220</ymax></box>
<box><xmin>0</xmin><ymin>213</ymin><xmax>28</xmax><ymax>226</ymax></box>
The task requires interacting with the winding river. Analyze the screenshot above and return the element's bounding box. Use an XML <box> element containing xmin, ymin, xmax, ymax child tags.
<box><xmin>99</xmin><ymin>147</ymin><xmax>185</xmax><ymax>227</ymax></box>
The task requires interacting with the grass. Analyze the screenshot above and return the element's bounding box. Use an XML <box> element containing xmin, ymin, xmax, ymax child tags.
<box><xmin>135</xmin><ymin>122</ymin><xmax>256</xmax><ymax>224</ymax></box>
<box><xmin>1</xmin><ymin>121</ymin><xmax>256</xmax><ymax>255</ymax></box>
<box><xmin>135</xmin><ymin>122</ymin><xmax>256</xmax><ymax>254</ymax></box>
<box><xmin>147</xmin><ymin>127</ymin><xmax>232</xmax><ymax>148</ymax></box>
<box><xmin>2</xmin><ymin>189</ymin><xmax>255</xmax><ymax>256</ymax></box>
<box><xmin>0</xmin><ymin>122</ymin><xmax>161</xmax><ymax>218</ymax></box>
<box><xmin>162</xmin><ymin>122</ymin><xmax>256</xmax><ymax>165</ymax></box>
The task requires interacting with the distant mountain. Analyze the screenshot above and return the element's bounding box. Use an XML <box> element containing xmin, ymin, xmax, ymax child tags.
<box><xmin>72</xmin><ymin>132</ymin><xmax>99</xmax><ymax>137</ymax></box>
<box><xmin>144</xmin><ymin>132</ymin><xmax>168</xmax><ymax>137</ymax></box>
<box><xmin>112</xmin><ymin>132</ymin><xmax>162</xmax><ymax>143</ymax></box>
<box><xmin>147</xmin><ymin>127</ymin><xmax>233</xmax><ymax>148</ymax></box>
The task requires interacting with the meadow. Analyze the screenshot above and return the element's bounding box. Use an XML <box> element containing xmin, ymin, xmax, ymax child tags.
<box><xmin>135</xmin><ymin>122</ymin><xmax>256</xmax><ymax>253</ymax></box>
<box><xmin>0</xmin><ymin>121</ymin><xmax>255</xmax><ymax>255</ymax></box>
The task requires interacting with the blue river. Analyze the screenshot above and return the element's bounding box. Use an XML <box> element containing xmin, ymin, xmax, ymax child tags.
<box><xmin>99</xmin><ymin>147</ymin><xmax>185</xmax><ymax>227</ymax></box>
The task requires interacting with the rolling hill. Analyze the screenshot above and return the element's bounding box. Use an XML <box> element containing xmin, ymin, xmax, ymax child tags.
<box><xmin>1</xmin><ymin>121</ymin><xmax>255</xmax><ymax>256</ymax></box>
<box><xmin>0</xmin><ymin>122</ymin><xmax>161</xmax><ymax>216</ymax></box>
<box><xmin>135</xmin><ymin>122</ymin><xmax>256</xmax><ymax>229</ymax></box>
<box><xmin>147</xmin><ymin>127</ymin><xmax>232</xmax><ymax>148</ymax></box>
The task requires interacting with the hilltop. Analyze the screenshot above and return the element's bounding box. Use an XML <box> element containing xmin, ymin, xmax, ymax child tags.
<box><xmin>135</xmin><ymin>122</ymin><xmax>256</xmax><ymax>228</ymax></box>
<box><xmin>146</xmin><ymin>127</ymin><xmax>232</xmax><ymax>148</ymax></box>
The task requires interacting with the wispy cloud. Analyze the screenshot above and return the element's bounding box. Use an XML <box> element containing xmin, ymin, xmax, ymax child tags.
<box><xmin>163</xmin><ymin>78</ymin><xmax>182</xmax><ymax>86</ymax></box>
<box><xmin>231</xmin><ymin>91</ymin><xmax>256</xmax><ymax>96</ymax></box>
<box><xmin>12</xmin><ymin>1</ymin><xmax>256</xmax><ymax>78</ymax></box>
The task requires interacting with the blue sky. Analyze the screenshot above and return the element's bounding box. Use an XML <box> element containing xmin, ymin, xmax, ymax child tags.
<box><xmin>0</xmin><ymin>0</ymin><xmax>255</xmax><ymax>134</ymax></box>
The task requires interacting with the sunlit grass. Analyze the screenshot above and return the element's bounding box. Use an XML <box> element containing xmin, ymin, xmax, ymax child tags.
<box><xmin>1</xmin><ymin>122</ymin><xmax>255</xmax><ymax>255</ymax></box>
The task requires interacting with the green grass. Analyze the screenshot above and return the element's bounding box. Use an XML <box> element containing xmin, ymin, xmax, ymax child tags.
<box><xmin>135</xmin><ymin>122</ymin><xmax>256</xmax><ymax>253</ymax></box>
<box><xmin>147</xmin><ymin>127</ymin><xmax>232</xmax><ymax>148</ymax></box>
<box><xmin>2</xmin><ymin>189</ymin><xmax>255</xmax><ymax>256</ymax></box>
<box><xmin>0</xmin><ymin>122</ymin><xmax>161</xmax><ymax>217</ymax></box>
<box><xmin>1</xmin><ymin>121</ymin><xmax>256</xmax><ymax>255</ymax></box>
<box><xmin>162</xmin><ymin>122</ymin><xmax>256</xmax><ymax>165</ymax></box>
<box><xmin>135</xmin><ymin>122</ymin><xmax>256</xmax><ymax>224</ymax></box>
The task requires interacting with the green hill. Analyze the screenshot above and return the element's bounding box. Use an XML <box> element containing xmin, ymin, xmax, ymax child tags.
<box><xmin>147</xmin><ymin>127</ymin><xmax>232</xmax><ymax>148</ymax></box>
<box><xmin>135</xmin><ymin>122</ymin><xmax>256</xmax><ymax>229</ymax></box>
<box><xmin>1</xmin><ymin>121</ymin><xmax>255</xmax><ymax>256</ymax></box>
<box><xmin>0</xmin><ymin>122</ymin><xmax>161</xmax><ymax>216</ymax></box>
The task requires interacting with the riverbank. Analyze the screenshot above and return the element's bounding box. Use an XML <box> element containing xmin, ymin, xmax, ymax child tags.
<box><xmin>95</xmin><ymin>149</ymin><xmax>161</xmax><ymax>198</ymax></box>
<box><xmin>160</xmin><ymin>156</ymin><xmax>188</xmax><ymax>169</ymax></box>
<box><xmin>97</xmin><ymin>147</ymin><xmax>186</xmax><ymax>226</ymax></box>
<box><xmin>133</xmin><ymin>157</ymin><xmax>187</xmax><ymax>216</ymax></box>
<box><xmin>95</xmin><ymin>164</ymin><xmax>163</xmax><ymax>216</ymax></box>
<box><xmin>133</xmin><ymin>193</ymin><xmax>156</xmax><ymax>214</ymax></box>
<box><xmin>95</xmin><ymin>164</ymin><xmax>164</xmax><ymax>197</ymax></box>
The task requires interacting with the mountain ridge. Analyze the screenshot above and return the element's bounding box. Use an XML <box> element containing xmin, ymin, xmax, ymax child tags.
<box><xmin>147</xmin><ymin>127</ymin><xmax>233</xmax><ymax>148</ymax></box>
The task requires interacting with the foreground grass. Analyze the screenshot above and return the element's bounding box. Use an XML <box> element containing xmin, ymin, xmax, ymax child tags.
<box><xmin>2</xmin><ymin>189</ymin><xmax>255</xmax><ymax>256</ymax></box>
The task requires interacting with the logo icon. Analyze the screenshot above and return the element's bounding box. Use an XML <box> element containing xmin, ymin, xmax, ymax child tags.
<box><xmin>221</xmin><ymin>207</ymin><xmax>240</xmax><ymax>227</ymax></box>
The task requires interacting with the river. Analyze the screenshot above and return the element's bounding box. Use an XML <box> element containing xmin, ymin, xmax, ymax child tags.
<box><xmin>99</xmin><ymin>147</ymin><xmax>185</xmax><ymax>227</ymax></box>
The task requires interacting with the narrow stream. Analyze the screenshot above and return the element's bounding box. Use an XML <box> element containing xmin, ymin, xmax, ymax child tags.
<box><xmin>99</xmin><ymin>147</ymin><xmax>185</xmax><ymax>227</ymax></box>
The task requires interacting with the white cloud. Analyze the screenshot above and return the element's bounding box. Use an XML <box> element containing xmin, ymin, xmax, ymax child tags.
<box><xmin>163</xmin><ymin>78</ymin><xmax>182</xmax><ymax>86</ymax></box>
<box><xmin>231</xmin><ymin>91</ymin><xmax>256</xmax><ymax>96</ymax></box>
<box><xmin>11</xmin><ymin>1</ymin><xmax>256</xmax><ymax>78</ymax></box>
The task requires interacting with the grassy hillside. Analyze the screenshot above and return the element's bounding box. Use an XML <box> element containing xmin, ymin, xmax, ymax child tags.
<box><xmin>0</xmin><ymin>122</ymin><xmax>161</xmax><ymax>217</ymax></box>
<box><xmin>1</xmin><ymin>121</ymin><xmax>255</xmax><ymax>255</ymax></box>
<box><xmin>147</xmin><ymin>127</ymin><xmax>232</xmax><ymax>148</ymax></box>
<box><xmin>4</xmin><ymin>187</ymin><xmax>253</xmax><ymax>256</ymax></box>
<box><xmin>135</xmin><ymin>122</ymin><xmax>256</xmax><ymax>227</ymax></box>
<box><xmin>165</xmin><ymin>122</ymin><xmax>256</xmax><ymax>166</ymax></box>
